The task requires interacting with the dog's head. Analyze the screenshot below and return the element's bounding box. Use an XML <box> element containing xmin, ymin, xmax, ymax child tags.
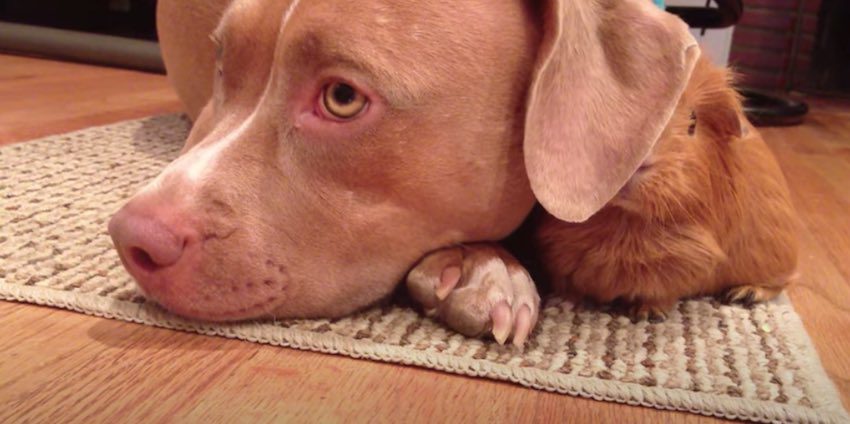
<box><xmin>108</xmin><ymin>0</ymin><xmax>698</xmax><ymax>320</ymax></box>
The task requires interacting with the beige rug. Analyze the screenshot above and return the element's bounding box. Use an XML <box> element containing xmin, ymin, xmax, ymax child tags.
<box><xmin>1</xmin><ymin>115</ymin><xmax>847</xmax><ymax>423</ymax></box>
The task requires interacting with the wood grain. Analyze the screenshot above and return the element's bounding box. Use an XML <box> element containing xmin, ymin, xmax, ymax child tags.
<box><xmin>759</xmin><ymin>103</ymin><xmax>850</xmax><ymax>408</ymax></box>
<box><xmin>1</xmin><ymin>53</ymin><xmax>847</xmax><ymax>422</ymax></box>
<box><xmin>0</xmin><ymin>54</ymin><xmax>182</xmax><ymax>146</ymax></box>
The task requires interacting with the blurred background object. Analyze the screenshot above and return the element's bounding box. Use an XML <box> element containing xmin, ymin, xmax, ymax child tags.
<box><xmin>0</xmin><ymin>0</ymin><xmax>163</xmax><ymax>72</ymax></box>
<box><xmin>729</xmin><ymin>0</ymin><xmax>849</xmax><ymax>97</ymax></box>
<box><xmin>668</xmin><ymin>0</ymin><xmax>839</xmax><ymax>126</ymax></box>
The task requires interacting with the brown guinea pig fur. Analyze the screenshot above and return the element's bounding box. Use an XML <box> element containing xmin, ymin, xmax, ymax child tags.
<box><xmin>531</xmin><ymin>55</ymin><xmax>800</xmax><ymax>321</ymax></box>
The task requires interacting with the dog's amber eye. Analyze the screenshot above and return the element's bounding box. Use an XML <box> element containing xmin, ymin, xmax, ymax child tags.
<box><xmin>322</xmin><ymin>82</ymin><xmax>367</xmax><ymax>119</ymax></box>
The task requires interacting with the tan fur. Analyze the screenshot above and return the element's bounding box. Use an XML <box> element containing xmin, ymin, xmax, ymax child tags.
<box><xmin>533</xmin><ymin>56</ymin><xmax>800</xmax><ymax>314</ymax></box>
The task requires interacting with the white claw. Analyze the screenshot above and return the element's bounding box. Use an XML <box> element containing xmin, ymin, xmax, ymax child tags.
<box><xmin>512</xmin><ymin>305</ymin><xmax>533</xmax><ymax>347</ymax></box>
<box><xmin>491</xmin><ymin>302</ymin><xmax>512</xmax><ymax>345</ymax></box>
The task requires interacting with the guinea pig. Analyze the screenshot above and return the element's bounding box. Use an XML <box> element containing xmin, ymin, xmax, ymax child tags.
<box><xmin>531</xmin><ymin>55</ymin><xmax>800</xmax><ymax>321</ymax></box>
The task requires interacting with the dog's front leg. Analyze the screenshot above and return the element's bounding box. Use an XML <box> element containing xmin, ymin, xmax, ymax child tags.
<box><xmin>405</xmin><ymin>243</ymin><xmax>541</xmax><ymax>347</ymax></box>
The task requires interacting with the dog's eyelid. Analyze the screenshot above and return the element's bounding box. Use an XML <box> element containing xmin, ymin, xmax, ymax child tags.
<box><xmin>209</xmin><ymin>31</ymin><xmax>225</xmax><ymax>58</ymax></box>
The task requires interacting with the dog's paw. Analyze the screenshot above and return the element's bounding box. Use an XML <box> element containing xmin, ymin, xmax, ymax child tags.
<box><xmin>406</xmin><ymin>243</ymin><xmax>540</xmax><ymax>347</ymax></box>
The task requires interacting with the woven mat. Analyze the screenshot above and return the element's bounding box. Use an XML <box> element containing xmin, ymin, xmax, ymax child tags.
<box><xmin>1</xmin><ymin>115</ymin><xmax>847</xmax><ymax>424</ymax></box>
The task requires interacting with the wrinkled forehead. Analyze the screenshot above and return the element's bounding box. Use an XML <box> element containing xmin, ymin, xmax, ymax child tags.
<box><xmin>283</xmin><ymin>0</ymin><xmax>484</xmax><ymax>101</ymax></box>
<box><xmin>215</xmin><ymin>0</ymin><xmax>293</xmax><ymax>47</ymax></box>
<box><xmin>219</xmin><ymin>0</ymin><xmax>514</xmax><ymax>104</ymax></box>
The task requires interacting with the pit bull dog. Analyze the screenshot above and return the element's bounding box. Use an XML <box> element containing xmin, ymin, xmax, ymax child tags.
<box><xmin>109</xmin><ymin>0</ymin><xmax>797</xmax><ymax>347</ymax></box>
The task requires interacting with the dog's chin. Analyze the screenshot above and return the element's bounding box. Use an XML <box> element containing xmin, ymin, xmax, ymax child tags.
<box><xmin>146</xmin><ymin>288</ymin><xmax>288</xmax><ymax>322</ymax></box>
<box><xmin>136</xmin><ymin>274</ymin><xmax>290</xmax><ymax>322</ymax></box>
<box><xmin>128</xmin><ymin>251</ymin><xmax>294</xmax><ymax>322</ymax></box>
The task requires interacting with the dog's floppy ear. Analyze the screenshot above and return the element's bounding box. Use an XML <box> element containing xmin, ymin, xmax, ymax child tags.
<box><xmin>524</xmin><ymin>0</ymin><xmax>700</xmax><ymax>222</ymax></box>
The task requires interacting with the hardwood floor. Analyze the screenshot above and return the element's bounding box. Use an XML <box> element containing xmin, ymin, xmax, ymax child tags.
<box><xmin>758</xmin><ymin>101</ymin><xmax>850</xmax><ymax>411</ymax></box>
<box><xmin>0</xmin><ymin>54</ymin><xmax>181</xmax><ymax>146</ymax></box>
<box><xmin>1</xmin><ymin>53</ymin><xmax>848</xmax><ymax>422</ymax></box>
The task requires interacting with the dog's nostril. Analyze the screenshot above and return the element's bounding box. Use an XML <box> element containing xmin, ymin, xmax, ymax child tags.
<box><xmin>130</xmin><ymin>247</ymin><xmax>159</xmax><ymax>273</ymax></box>
<box><xmin>110</xmin><ymin>211</ymin><xmax>188</xmax><ymax>274</ymax></box>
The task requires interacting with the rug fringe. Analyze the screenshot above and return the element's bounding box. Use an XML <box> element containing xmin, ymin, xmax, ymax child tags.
<box><xmin>2</xmin><ymin>283</ymin><xmax>846</xmax><ymax>424</ymax></box>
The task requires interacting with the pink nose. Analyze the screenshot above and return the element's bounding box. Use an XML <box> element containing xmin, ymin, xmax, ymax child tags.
<box><xmin>108</xmin><ymin>210</ymin><xmax>187</xmax><ymax>274</ymax></box>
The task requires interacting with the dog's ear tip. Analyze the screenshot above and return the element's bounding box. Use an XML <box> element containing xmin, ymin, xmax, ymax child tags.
<box><xmin>532</xmin><ymin>187</ymin><xmax>600</xmax><ymax>224</ymax></box>
<box><xmin>685</xmin><ymin>43</ymin><xmax>701</xmax><ymax>60</ymax></box>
